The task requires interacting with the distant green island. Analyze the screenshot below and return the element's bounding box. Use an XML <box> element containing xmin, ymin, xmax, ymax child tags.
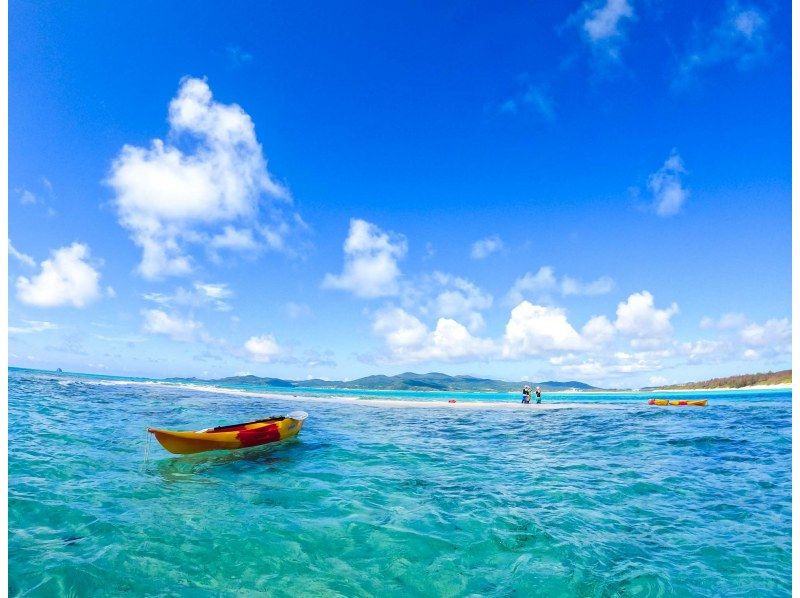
<box><xmin>650</xmin><ymin>370</ymin><xmax>791</xmax><ymax>390</ymax></box>
<box><xmin>161</xmin><ymin>369</ymin><xmax>792</xmax><ymax>392</ymax></box>
<box><xmin>164</xmin><ymin>371</ymin><xmax>599</xmax><ymax>392</ymax></box>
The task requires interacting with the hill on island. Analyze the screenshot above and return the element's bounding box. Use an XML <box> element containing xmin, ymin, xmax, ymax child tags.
<box><xmin>650</xmin><ymin>369</ymin><xmax>791</xmax><ymax>390</ymax></box>
<box><xmin>166</xmin><ymin>372</ymin><xmax>599</xmax><ymax>392</ymax></box>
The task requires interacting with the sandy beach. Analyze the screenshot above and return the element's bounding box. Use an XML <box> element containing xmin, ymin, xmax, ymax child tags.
<box><xmin>86</xmin><ymin>377</ymin><xmax>792</xmax><ymax>412</ymax></box>
<box><xmin>95</xmin><ymin>378</ymin><xmax>627</xmax><ymax>409</ymax></box>
<box><xmin>646</xmin><ymin>383</ymin><xmax>792</xmax><ymax>392</ymax></box>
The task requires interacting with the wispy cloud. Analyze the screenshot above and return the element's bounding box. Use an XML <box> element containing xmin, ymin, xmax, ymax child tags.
<box><xmin>142</xmin><ymin>281</ymin><xmax>234</xmax><ymax>312</ymax></box>
<box><xmin>19</xmin><ymin>189</ymin><xmax>37</xmax><ymax>205</ymax></box>
<box><xmin>226</xmin><ymin>45</ymin><xmax>254</xmax><ymax>68</ymax></box>
<box><xmin>414</xmin><ymin>272</ymin><xmax>493</xmax><ymax>333</ymax></box>
<box><xmin>9</xmin><ymin>320</ymin><xmax>58</xmax><ymax>335</ymax></box>
<box><xmin>561</xmin><ymin>275</ymin><xmax>615</xmax><ymax>296</ymax></box>
<box><xmin>285</xmin><ymin>302</ymin><xmax>312</xmax><ymax>320</ymax></box>
<box><xmin>499</xmin><ymin>84</ymin><xmax>555</xmax><ymax>121</ymax></box>
<box><xmin>506</xmin><ymin>267</ymin><xmax>615</xmax><ymax>304</ymax></box>
<box><xmin>16</xmin><ymin>179</ymin><xmax>57</xmax><ymax>214</ymax></box>
<box><xmin>470</xmin><ymin>235</ymin><xmax>504</xmax><ymax>259</ymax></box>
<box><xmin>700</xmin><ymin>312</ymin><xmax>747</xmax><ymax>330</ymax></box>
<box><xmin>648</xmin><ymin>150</ymin><xmax>689</xmax><ymax>217</ymax></box>
<box><xmin>301</xmin><ymin>349</ymin><xmax>337</xmax><ymax>369</ymax></box>
<box><xmin>570</xmin><ymin>0</ymin><xmax>635</xmax><ymax>64</ymax></box>
<box><xmin>676</xmin><ymin>1</ymin><xmax>771</xmax><ymax>88</ymax></box>
<box><xmin>8</xmin><ymin>240</ymin><xmax>35</xmax><ymax>267</ymax></box>
<box><xmin>94</xmin><ymin>334</ymin><xmax>147</xmax><ymax>344</ymax></box>
<box><xmin>583</xmin><ymin>0</ymin><xmax>634</xmax><ymax>44</ymax></box>
<box><xmin>141</xmin><ymin>309</ymin><xmax>202</xmax><ymax>342</ymax></box>
<box><xmin>681</xmin><ymin>313</ymin><xmax>791</xmax><ymax>364</ymax></box>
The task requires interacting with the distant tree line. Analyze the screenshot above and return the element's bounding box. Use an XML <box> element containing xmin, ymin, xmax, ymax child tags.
<box><xmin>657</xmin><ymin>369</ymin><xmax>791</xmax><ymax>390</ymax></box>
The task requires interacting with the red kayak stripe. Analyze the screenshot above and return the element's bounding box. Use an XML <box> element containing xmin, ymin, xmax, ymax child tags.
<box><xmin>236</xmin><ymin>423</ymin><xmax>282</xmax><ymax>447</ymax></box>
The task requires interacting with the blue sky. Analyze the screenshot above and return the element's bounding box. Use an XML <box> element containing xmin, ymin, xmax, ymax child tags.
<box><xmin>8</xmin><ymin>0</ymin><xmax>791</xmax><ymax>387</ymax></box>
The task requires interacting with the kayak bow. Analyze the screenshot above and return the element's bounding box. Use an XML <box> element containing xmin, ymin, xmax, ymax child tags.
<box><xmin>648</xmin><ymin>399</ymin><xmax>708</xmax><ymax>407</ymax></box>
<box><xmin>148</xmin><ymin>411</ymin><xmax>308</xmax><ymax>454</ymax></box>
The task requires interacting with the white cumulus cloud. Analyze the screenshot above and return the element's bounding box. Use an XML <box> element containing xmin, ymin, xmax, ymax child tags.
<box><xmin>108</xmin><ymin>77</ymin><xmax>299</xmax><ymax>279</ymax></box>
<box><xmin>372</xmin><ymin>307</ymin><xmax>495</xmax><ymax>363</ymax></box>
<box><xmin>502</xmin><ymin>302</ymin><xmax>589</xmax><ymax>358</ymax></box>
<box><xmin>581</xmin><ymin>315</ymin><xmax>616</xmax><ymax>346</ymax></box>
<box><xmin>244</xmin><ymin>334</ymin><xmax>284</xmax><ymax>362</ymax></box>
<box><xmin>16</xmin><ymin>243</ymin><xmax>102</xmax><ymax>308</ymax></box>
<box><xmin>614</xmin><ymin>291</ymin><xmax>679</xmax><ymax>340</ymax></box>
<box><xmin>323</xmin><ymin>219</ymin><xmax>407</xmax><ymax>298</ymax></box>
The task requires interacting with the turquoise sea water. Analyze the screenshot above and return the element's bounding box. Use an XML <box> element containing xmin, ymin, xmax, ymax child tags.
<box><xmin>9</xmin><ymin>368</ymin><xmax>792</xmax><ymax>596</ymax></box>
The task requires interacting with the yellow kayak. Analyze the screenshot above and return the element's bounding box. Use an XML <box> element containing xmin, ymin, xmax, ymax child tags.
<box><xmin>148</xmin><ymin>411</ymin><xmax>308</xmax><ymax>454</ymax></box>
<box><xmin>648</xmin><ymin>399</ymin><xmax>708</xmax><ymax>407</ymax></box>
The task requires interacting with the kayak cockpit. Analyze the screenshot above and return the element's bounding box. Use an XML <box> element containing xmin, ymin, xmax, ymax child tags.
<box><xmin>201</xmin><ymin>416</ymin><xmax>286</xmax><ymax>434</ymax></box>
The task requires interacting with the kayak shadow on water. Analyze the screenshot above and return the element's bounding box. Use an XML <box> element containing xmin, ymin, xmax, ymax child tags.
<box><xmin>148</xmin><ymin>437</ymin><xmax>305</xmax><ymax>483</ymax></box>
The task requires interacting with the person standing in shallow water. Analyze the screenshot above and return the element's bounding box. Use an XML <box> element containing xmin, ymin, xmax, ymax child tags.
<box><xmin>521</xmin><ymin>385</ymin><xmax>532</xmax><ymax>404</ymax></box>
<box><xmin>535</xmin><ymin>387</ymin><xmax>542</xmax><ymax>404</ymax></box>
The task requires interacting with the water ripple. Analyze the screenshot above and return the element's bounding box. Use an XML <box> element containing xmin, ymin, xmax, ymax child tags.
<box><xmin>8</xmin><ymin>370</ymin><xmax>791</xmax><ymax>596</ymax></box>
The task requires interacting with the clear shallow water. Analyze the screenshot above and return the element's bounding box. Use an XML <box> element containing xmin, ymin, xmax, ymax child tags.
<box><xmin>9</xmin><ymin>369</ymin><xmax>791</xmax><ymax>596</ymax></box>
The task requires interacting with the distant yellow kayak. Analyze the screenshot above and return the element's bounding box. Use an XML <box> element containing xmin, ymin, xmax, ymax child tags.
<box><xmin>148</xmin><ymin>411</ymin><xmax>308</xmax><ymax>454</ymax></box>
<box><xmin>648</xmin><ymin>399</ymin><xmax>708</xmax><ymax>407</ymax></box>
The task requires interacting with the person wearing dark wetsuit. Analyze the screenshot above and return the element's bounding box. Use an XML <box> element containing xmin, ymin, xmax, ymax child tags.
<box><xmin>521</xmin><ymin>386</ymin><xmax>531</xmax><ymax>404</ymax></box>
<box><xmin>535</xmin><ymin>387</ymin><xmax>542</xmax><ymax>404</ymax></box>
